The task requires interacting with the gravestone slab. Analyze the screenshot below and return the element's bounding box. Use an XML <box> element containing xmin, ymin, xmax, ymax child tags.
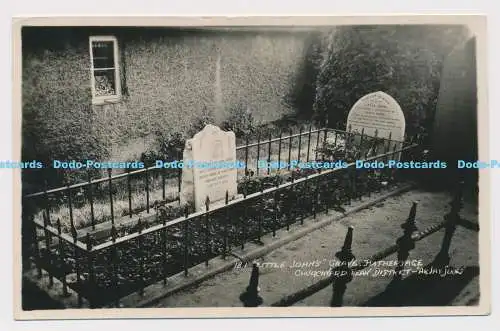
<box><xmin>180</xmin><ymin>124</ymin><xmax>238</xmax><ymax>211</ymax></box>
<box><xmin>346</xmin><ymin>91</ymin><xmax>406</xmax><ymax>157</ymax></box>
<box><xmin>347</xmin><ymin>91</ymin><xmax>405</xmax><ymax>141</ymax></box>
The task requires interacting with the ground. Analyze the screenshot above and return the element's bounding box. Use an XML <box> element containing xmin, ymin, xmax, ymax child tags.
<box><xmin>22</xmin><ymin>186</ymin><xmax>481</xmax><ymax>309</ymax></box>
<box><xmin>147</xmin><ymin>188</ymin><xmax>479</xmax><ymax>307</ymax></box>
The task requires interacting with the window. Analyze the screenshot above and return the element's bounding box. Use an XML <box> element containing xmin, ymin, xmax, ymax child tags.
<box><xmin>89</xmin><ymin>36</ymin><xmax>121</xmax><ymax>104</ymax></box>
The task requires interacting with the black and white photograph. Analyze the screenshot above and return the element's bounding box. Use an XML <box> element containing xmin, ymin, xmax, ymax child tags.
<box><xmin>14</xmin><ymin>16</ymin><xmax>489</xmax><ymax>319</ymax></box>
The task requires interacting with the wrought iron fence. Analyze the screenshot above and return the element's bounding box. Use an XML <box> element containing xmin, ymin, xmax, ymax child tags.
<box><xmin>23</xmin><ymin>126</ymin><xmax>423</xmax><ymax>308</ymax></box>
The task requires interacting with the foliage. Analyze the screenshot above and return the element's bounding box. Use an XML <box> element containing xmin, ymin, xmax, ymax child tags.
<box><xmin>285</xmin><ymin>32</ymin><xmax>328</xmax><ymax>119</ymax></box>
<box><xmin>313</xmin><ymin>25</ymin><xmax>470</xmax><ymax>135</ymax></box>
<box><xmin>315</xmin><ymin>133</ymin><xmax>388</xmax><ymax>163</ymax></box>
<box><xmin>22</xmin><ymin>51</ymin><xmax>112</xmax><ymax>191</ymax></box>
<box><xmin>221</xmin><ymin>102</ymin><xmax>256</xmax><ymax>138</ymax></box>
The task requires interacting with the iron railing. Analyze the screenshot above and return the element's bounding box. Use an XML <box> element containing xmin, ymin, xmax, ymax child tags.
<box><xmin>24</xmin><ymin>126</ymin><xmax>423</xmax><ymax>308</ymax></box>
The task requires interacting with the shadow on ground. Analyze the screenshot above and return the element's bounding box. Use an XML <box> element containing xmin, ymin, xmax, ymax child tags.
<box><xmin>22</xmin><ymin>279</ymin><xmax>65</xmax><ymax>310</ymax></box>
<box><xmin>360</xmin><ymin>263</ymin><xmax>479</xmax><ymax>307</ymax></box>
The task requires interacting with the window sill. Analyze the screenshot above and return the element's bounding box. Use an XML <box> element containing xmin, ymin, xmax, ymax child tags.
<box><xmin>92</xmin><ymin>96</ymin><xmax>122</xmax><ymax>106</ymax></box>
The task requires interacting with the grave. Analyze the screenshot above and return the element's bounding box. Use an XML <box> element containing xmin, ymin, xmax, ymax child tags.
<box><xmin>180</xmin><ymin>124</ymin><xmax>239</xmax><ymax>211</ymax></box>
<box><xmin>346</xmin><ymin>91</ymin><xmax>406</xmax><ymax>157</ymax></box>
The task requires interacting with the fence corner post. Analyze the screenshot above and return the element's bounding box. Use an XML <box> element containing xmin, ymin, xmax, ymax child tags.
<box><xmin>434</xmin><ymin>181</ymin><xmax>464</xmax><ymax>267</ymax></box>
<box><xmin>393</xmin><ymin>202</ymin><xmax>418</xmax><ymax>283</ymax></box>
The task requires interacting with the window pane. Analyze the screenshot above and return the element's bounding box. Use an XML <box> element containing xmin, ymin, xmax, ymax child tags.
<box><xmin>93</xmin><ymin>69</ymin><xmax>116</xmax><ymax>97</ymax></box>
<box><xmin>92</xmin><ymin>41</ymin><xmax>115</xmax><ymax>69</ymax></box>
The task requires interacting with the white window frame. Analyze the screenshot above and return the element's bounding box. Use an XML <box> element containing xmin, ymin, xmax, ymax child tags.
<box><xmin>89</xmin><ymin>36</ymin><xmax>122</xmax><ymax>105</ymax></box>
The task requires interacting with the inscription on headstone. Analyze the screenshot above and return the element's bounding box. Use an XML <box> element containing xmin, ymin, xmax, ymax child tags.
<box><xmin>346</xmin><ymin>91</ymin><xmax>406</xmax><ymax>158</ymax></box>
<box><xmin>180</xmin><ymin>124</ymin><xmax>238</xmax><ymax>211</ymax></box>
<box><xmin>346</xmin><ymin>91</ymin><xmax>406</xmax><ymax>142</ymax></box>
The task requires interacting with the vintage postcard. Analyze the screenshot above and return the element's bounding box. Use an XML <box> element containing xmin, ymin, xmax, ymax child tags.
<box><xmin>12</xmin><ymin>15</ymin><xmax>490</xmax><ymax>319</ymax></box>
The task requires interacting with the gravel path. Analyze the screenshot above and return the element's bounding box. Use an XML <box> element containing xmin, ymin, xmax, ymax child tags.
<box><xmin>150</xmin><ymin>189</ymin><xmax>479</xmax><ymax>307</ymax></box>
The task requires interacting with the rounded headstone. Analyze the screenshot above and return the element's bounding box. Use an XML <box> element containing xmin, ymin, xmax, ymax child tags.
<box><xmin>346</xmin><ymin>91</ymin><xmax>406</xmax><ymax>142</ymax></box>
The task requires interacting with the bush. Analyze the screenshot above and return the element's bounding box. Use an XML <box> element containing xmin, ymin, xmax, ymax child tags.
<box><xmin>221</xmin><ymin>102</ymin><xmax>256</xmax><ymax>138</ymax></box>
<box><xmin>285</xmin><ymin>32</ymin><xmax>327</xmax><ymax>119</ymax></box>
<box><xmin>313</xmin><ymin>26</ymin><xmax>470</xmax><ymax>135</ymax></box>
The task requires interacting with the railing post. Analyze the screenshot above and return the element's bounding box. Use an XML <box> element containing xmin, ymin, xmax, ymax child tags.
<box><xmin>297</xmin><ymin>126</ymin><xmax>303</xmax><ymax>164</ymax></box>
<box><xmin>162</xmin><ymin>165</ymin><xmax>166</xmax><ymax>201</ymax></box>
<box><xmin>127</xmin><ymin>168</ymin><xmax>132</xmax><ymax>218</ymax></box>
<box><xmin>241</xmin><ymin>185</ymin><xmax>247</xmax><ymax>250</ymax></box>
<box><xmin>244</xmin><ymin>135</ymin><xmax>249</xmax><ymax>176</ymax></box>
<box><xmin>393</xmin><ymin>202</ymin><xmax>418</xmax><ymax>283</ymax></box>
<box><xmin>239</xmin><ymin>261</ymin><xmax>263</xmax><ymax>307</ymax></box>
<box><xmin>315</xmin><ymin>125</ymin><xmax>321</xmax><ymax>161</ymax></box>
<box><xmin>287</xmin><ymin>129</ymin><xmax>293</xmax><ymax>171</ymax></box>
<box><xmin>204</xmin><ymin>196</ymin><xmax>210</xmax><ymax>267</ymax></box>
<box><xmin>70</xmin><ymin>224</ymin><xmax>82</xmax><ymax>307</ymax></box>
<box><xmin>177</xmin><ymin>149</ymin><xmax>182</xmax><ymax>197</ymax></box>
<box><xmin>183</xmin><ymin>206</ymin><xmax>189</xmax><ymax>276</ymax></box>
<box><xmin>389</xmin><ymin>143</ymin><xmax>398</xmax><ymax>183</ymax></box>
<box><xmin>87</xmin><ymin>172</ymin><xmax>96</xmax><ymax>230</ymax></box>
<box><xmin>107</xmin><ymin>168</ymin><xmax>115</xmax><ymax>225</ymax></box>
<box><xmin>267</xmin><ymin>132</ymin><xmax>272</xmax><ymax>176</ymax></box>
<box><xmin>256</xmin><ymin>133</ymin><xmax>261</xmax><ymax>176</ymax></box>
<box><xmin>324</xmin><ymin>173</ymin><xmax>330</xmax><ymax>215</ymax></box>
<box><xmin>137</xmin><ymin>218</ymin><xmax>145</xmax><ymax>296</ymax></box>
<box><xmin>56</xmin><ymin>218</ymin><xmax>69</xmax><ymax>297</ymax></box>
<box><xmin>345</xmin><ymin>124</ymin><xmax>353</xmax><ymax>157</ymax></box>
<box><xmin>145</xmin><ymin>168</ymin><xmax>150</xmax><ymax>214</ymax></box>
<box><xmin>161</xmin><ymin>209</ymin><xmax>168</xmax><ymax>285</ymax></box>
<box><xmin>300</xmin><ymin>177</ymin><xmax>308</xmax><ymax>225</ymax></box>
<box><xmin>380</xmin><ymin>132</ymin><xmax>392</xmax><ymax>189</ymax></box>
<box><xmin>323</xmin><ymin>117</ymin><xmax>329</xmax><ymax>146</ymax></box>
<box><xmin>67</xmin><ymin>185</ymin><xmax>74</xmax><ymax>234</ymax></box>
<box><xmin>434</xmin><ymin>181</ymin><xmax>464</xmax><ymax>267</ymax></box>
<box><xmin>331</xmin><ymin>226</ymin><xmax>355</xmax><ymax>307</ymax></box>
<box><xmin>306</xmin><ymin>124</ymin><xmax>312</xmax><ymax>162</ymax></box>
<box><xmin>313</xmin><ymin>176</ymin><xmax>319</xmax><ymax>219</ymax></box>
<box><xmin>258</xmin><ymin>181</ymin><xmax>264</xmax><ymax>240</ymax></box>
<box><xmin>42</xmin><ymin>210</ymin><xmax>54</xmax><ymax>288</ymax></box>
<box><xmin>110</xmin><ymin>224</ymin><xmax>120</xmax><ymax>306</ymax></box>
<box><xmin>277</xmin><ymin>130</ymin><xmax>282</xmax><ymax>174</ymax></box>
<box><xmin>273</xmin><ymin>177</ymin><xmax>279</xmax><ymax>237</ymax></box>
<box><xmin>355</xmin><ymin>128</ymin><xmax>365</xmax><ymax>201</ymax></box>
<box><xmin>223</xmin><ymin>191</ymin><xmax>229</xmax><ymax>259</ymax></box>
<box><xmin>85</xmin><ymin>233</ymin><xmax>96</xmax><ymax>308</ymax></box>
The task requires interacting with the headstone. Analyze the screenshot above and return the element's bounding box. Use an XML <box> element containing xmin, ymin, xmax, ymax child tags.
<box><xmin>347</xmin><ymin>91</ymin><xmax>405</xmax><ymax>141</ymax></box>
<box><xmin>346</xmin><ymin>91</ymin><xmax>406</xmax><ymax>157</ymax></box>
<box><xmin>181</xmin><ymin>124</ymin><xmax>238</xmax><ymax>211</ymax></box>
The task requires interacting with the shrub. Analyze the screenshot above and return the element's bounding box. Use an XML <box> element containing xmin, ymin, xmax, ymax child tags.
<box><xmin>221</xmin><ymin>102</ymin><xmax>256</xmax><ymax>138</ymax></box>
<box><xmin>285</xmin><ymin>32</ymin><xmax>328</xmax><ymax>119</ymax></box>
<box><xmin>313</xmin><ymin>26</ymin><xmax>471</xmax><ymax>135</ymax></box>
